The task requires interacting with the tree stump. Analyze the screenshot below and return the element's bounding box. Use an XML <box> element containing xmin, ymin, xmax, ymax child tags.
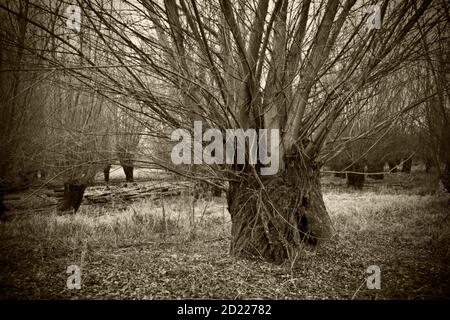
<box><xmin>58</xmin><ymin>183</ymin><xmax>86</xmax><ymax>214</ymax></box>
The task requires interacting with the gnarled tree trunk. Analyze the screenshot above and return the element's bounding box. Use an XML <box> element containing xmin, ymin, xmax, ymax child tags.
<box><xmin>227</xmin><ymin>159</ymin><xmax>332</xmax><ymax>264</ymax></box>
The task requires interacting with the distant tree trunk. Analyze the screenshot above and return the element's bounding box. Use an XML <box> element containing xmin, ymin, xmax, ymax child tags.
<box><xmin>334</xmin><ymin>171</ymin><xmax>347</xmax><ymax>179</ymax></box>
<box><xmin>58</xmin><ymin>182</ymin><xmax>86</xmax><ymax>214</ymax></box>
<box><xmin>425</xmin><ymin>157</ymin><xmax>434</xmax><ymax>173</ymax></box>
<box><xmin>442</xmin><ymin>161</ymin><xmax>450</xmax><ymax>193</ymax></box>
<box><xmin>227</xmin><ymin>159</ymin><xmax>332</xmax><ymax>264</ymax></box>
<box><xmin>347</xmin><ymin>164</ymin><xmax>365</xmax><ymax>189</ymax></box>
<box><xmin>329</xmin><ymin>164</ymin><xmax>346</xmax><ymax>178</ymax></box>
<box><xmin>121</xmin><ymin>163</ymin><xmax>134</xmax><ymax>182</ymax></box>
<box><xmin>388</xmin><ymin>160</ymin><xmax>400</xmax><ymax>173</ymax></box>
<box><xmin>347</xmin><ymin>174</ymin><xmax>365</xmax><ymax>189</ymax></box>
<box><xmin>103</xmin><ymin>164</ymin><xmax>111</xmax><ymax>182</ymax></box>
<box><xmin>0</xmin><ymin>191</ymin><xmax>5</xmax><ymax>217</ymax></box>
<box><xmin>368</xmin><ymin>162</ymin><xmax>385</xmax><ymax>180</ymax></box>
<box><xmin>402</xmin><ymin>158</ymin><xmax>412</xmax><ymax>173</ymax></box>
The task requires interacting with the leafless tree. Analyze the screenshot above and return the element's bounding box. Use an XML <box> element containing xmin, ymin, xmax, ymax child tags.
<box><xmin>0</xmin><ymin>0</ymin><xmax>446</xmax><ymax>261</ymax></box>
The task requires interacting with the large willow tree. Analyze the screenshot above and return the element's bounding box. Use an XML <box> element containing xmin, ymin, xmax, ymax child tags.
<box><xmin>1</xmin><ymin>0</ymin><xmax>446</xmax><ymax>262</ymax></box>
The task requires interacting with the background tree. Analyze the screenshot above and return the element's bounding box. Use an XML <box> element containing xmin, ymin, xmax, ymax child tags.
<box><xmin>419</xmin><ymin>19</ymin><xmax>449</xmax><ymax>192</ymax></box>
<box><xmin>115</xmin><ymin>107</ymin><xmax>143</xmax><ymax>182</ymax></box>
<box><xmin>0</xmin><ymin>0</ymin><xmax>49</xmax><ymax>191</ymax></box>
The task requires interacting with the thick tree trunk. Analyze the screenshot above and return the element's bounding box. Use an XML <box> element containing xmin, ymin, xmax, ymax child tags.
<box><xmin>402</xmin><ymin>158</ymin><xmax>412</xmax><ymax>173</ymax></box>
<box><xmin>103</xmin><ymin>164</ymin><xmax>111</xmax><ymax>182</ymax></box>
<box><xmin>227</xmin><ymin>160</ymin><xmax>332</xmax><ymax>264</ymax></box>
<box><xmin>441</xmin><ymin>161</ymin><xmax>450</xmax><ymax>193</ymax></box>
<box><xmin>122</xmin><ymin>164</ymin><xmax>134</xmax><ymax>182</ymax></box>
<box><xmin>347</xmin><ymin>164</ymin><xmax>365</xmax><ymax>189</ymax></box>
<box><xmin>58</xmin><ymin>183</ymin><xmax>86</xmax><ymax>214</ymax></box>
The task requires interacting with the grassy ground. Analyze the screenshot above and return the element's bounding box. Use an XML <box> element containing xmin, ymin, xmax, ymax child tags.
<box><xmin>0</xmin><ymin>171</ymin><xmax>449</xmax><ymax>299</ymax></box>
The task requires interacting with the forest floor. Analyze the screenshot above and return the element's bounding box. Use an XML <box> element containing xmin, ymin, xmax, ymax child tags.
<box><xmin>0</xmin><ymin>169</ymin><xmax>449</xmax><ymax>299</ymax></box>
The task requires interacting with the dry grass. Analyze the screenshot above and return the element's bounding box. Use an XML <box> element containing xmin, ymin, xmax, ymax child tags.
<box><xmin>1</xmin><ymin>195</ymin><xmax>230</xmax><ymax>250</ymax></box>
<box><xmin>0</xmin><ymin>172</ymin><xmax>449</xmax><ymax>299</ymax></box>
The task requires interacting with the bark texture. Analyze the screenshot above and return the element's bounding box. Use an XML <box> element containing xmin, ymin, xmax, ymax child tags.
<box><xmin>227</xmin><ymin>159</ymin><xmax>332</xmax><ymax>264</ymax></box>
